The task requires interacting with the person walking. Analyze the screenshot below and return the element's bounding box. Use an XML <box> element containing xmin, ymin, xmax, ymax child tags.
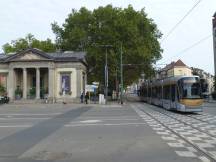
<box><xmin>85</xmin><ymin>92</ymin><xmax>89</xmax><ymax>104</ymax></box>
<box><xmin>80</xmin><ymin>92</ymin><xmax>84</xmax><ymax>103</ymax></box>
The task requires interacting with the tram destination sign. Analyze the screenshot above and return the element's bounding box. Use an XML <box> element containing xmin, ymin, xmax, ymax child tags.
<box><xmin>183</xmin><ymin>80</ymin><xmax>197</xmax><ymax>84</ymax></box>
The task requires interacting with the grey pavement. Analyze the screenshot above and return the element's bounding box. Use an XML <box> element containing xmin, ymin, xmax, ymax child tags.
<box><xmin>203</xmin><ymin>102</ymin><xmax>216</xmax><ymax>115</ymax></box>
<box><xmin>0</xmin><ymin>102</ymin><xmax>214</xmax><ymax>161</ymax></box>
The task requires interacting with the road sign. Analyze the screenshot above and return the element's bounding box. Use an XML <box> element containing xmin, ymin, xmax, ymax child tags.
<box><xmin>92</xmin><ymin>82</ymin><xmax>99</xmax><ymax>85</ymax></box>
<box><xmin>85</xmin><ymin>84</ymin><xmax>98</xmax><ymax>92</ymax></box>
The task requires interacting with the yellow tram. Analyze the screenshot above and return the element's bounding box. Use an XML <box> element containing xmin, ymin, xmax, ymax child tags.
<box><xmin>140</xmin><ymin>76</ymin><xmax>203</xmax><ymax>112</ymax></box>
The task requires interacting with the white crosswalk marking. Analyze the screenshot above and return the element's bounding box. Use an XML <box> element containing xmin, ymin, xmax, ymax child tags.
<box><xmin>198</xmin><ymin>156</ymin><xmax>211</xmax><ymax>162</ymax></box>
<box><xmin>175</xmin><ymin>151</ymin><xmax>197</xmax><ymax>157</ymax></box>
<box><xmin>167</xmin><ymin>142</ymin><xmax>184</xmax><ymax>147</ymax></box>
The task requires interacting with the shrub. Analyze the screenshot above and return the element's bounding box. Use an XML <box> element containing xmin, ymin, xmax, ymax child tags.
<box><xmin>29</xmin><ymin>87</ymin><xmax>36</xmax><ymax>97</ymax></box>
<box><xmin>15</xmin><ymin>86</ymin><xmax>22</xmax><ymax>99</ymax></box>
<box><xmin>0</xmin><ymin>85</ymin><xmax>6</xmax><ymax>96</ymax></box>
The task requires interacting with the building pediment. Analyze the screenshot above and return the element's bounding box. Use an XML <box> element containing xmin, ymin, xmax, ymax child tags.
<box><xmin>2</xmin><ymin>48</ymin><xmax>87</xmax><ymax>67</ymax></box>
<box><xmin>5</xmin><ymin>48</ymin><xmax>52</xmax><ymax>62</ymax></box>
<box><xmin>13</xmin><ymin>52</ymin><xmax>47</xmax><ymax>61</ymax></box>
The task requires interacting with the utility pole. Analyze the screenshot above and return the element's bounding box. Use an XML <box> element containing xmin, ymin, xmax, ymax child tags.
<box><xmin>120</xmin><ymin>43</ymin><xmax>123</xmax><ymax>104</ymax></box>
<box><xmin>213</xmin><ymin>12</ymin><xmax>216</xmax><ymax>77</ymax></box>
<box><xmin>105</xmin><ymin>47</ymin><xmax>108</xmax><ymax>104</ymax></box>
<box><xmin>96</xmin><ymin>44</ymin><xmax>112</xmax><ymax>104</ymax></box>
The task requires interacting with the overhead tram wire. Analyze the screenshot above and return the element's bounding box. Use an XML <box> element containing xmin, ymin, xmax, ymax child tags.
<box><xmin>161</xmin><ymin>0</ymin><xmax>202</xmax><ymax>44</ymax></box>
<box><xmin>159</xmin><ymin>34</ymin><xmax>211</xmax><ymax>64</ymax></box>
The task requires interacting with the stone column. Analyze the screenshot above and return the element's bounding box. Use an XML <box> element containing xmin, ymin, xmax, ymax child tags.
<box><xmin>8</xmin><ymin>68</ymin><xmax>15</xmax><ymax>100</ymax></box>
<box><xmin>76</xmin><ymin>69</ymin><xmax>81</xmax><ymax>98</ymax></box>
<box><xmin>23</xmin><ymin>68</ymin><xmax>27</xmax><ymax>99</ymax></box>
<box><xmin>48</xmin><ymin>68</ymin><xmax>54</xmax><ymax>102</ymax></box>
<box><xmin>36</xmin><ymin>68</ymin><xmax>40</xmax><ymax>99</ymax></box>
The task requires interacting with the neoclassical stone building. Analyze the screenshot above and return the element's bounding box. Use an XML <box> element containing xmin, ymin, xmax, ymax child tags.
<box><xmin>0</xmin><ymin>48</ymin><xmax>87</xmax><ymax>103</ymax></box>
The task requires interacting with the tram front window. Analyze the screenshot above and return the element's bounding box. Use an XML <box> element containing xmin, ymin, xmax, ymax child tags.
<box><xmin>179</xmin><ymin>77</ymin><xmax>202</xmax><ymax>99</ymax></box>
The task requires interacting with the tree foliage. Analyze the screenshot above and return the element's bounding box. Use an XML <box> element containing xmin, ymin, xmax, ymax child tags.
<box><xmin>2</xmin><ymin>33</ymin><xmax>56</xmax><ymax>54</ymax></box>
<box><xmin>52</xmin><ymin>5</ymin><xmax>162</xmax><ymax>87</ymax></box>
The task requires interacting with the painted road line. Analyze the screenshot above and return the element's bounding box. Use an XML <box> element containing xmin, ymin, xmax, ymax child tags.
<box><xmin>64</xmin><ymin>122</ymin><xmax>146</xmax><ymax>127</ymax></box>
<box><xmin>175</xmin><ymin>151</ymin><xmax>197</xmax><ymax>157</ymax></box>
<box><xmin>0</xmin><ymin>125</ymin><xmax>32</xmax><ymax>128</ymax></box>
<box><xmin>0</xmin><ymin>113</ymin><xmax>62</xmax><ymax>116</ymax></box>
<box><xmin>0</xmin><ymin>118</ymin><xmax>50</xmax><ymax>120</ymax></box>
<box><xmin>78</xmin><ymin>116</ymin><xmax>137</xmax><ymax>119</ymax></box>
<box><xmin>198</xmin><ymin>156</ymin><xmax>211</xmax><ymax>162</ymax></box>
<box><xmin>75</xmin><ymin>118</ymin><xmax>139</xmax><ymax>121</ymax></box>
<box><xmin>102</xmin><ymin>118</ymin><xmax>139</xmax><ymax>121</ymax></box>
<box><xmin>80</xmin><ymin>120</ymin><xmax>102</xmax><ymax>123</ymax></box>
<box><xmin>0</xmin><ymin>123</ymin><xmax>146</xmax><ymax>128</ymax></box>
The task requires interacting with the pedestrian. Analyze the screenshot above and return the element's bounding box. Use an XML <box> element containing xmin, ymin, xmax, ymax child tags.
<box><xmin>80</xmin><ymin>92</ymin><xmax>84</xmax><ymax>103</ymax></box>
<box><xmin>85</xmin><ymin>92</ymin><xmax>89</xmax><ymax>104</ymax></box>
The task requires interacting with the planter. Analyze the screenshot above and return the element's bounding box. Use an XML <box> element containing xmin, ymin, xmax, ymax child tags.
<box><xmin>29</xmin><ymin>87</ymin><xmax>36</xmax><ymax>99</ymax></box>
<box><xmin>15</xmin><ymin>95</ymin><xmax>22</xmax><ymax>100</ymax></box>
<box><xmin>15</xmin><ymin>86</ymin><xmax>22</xmax><ymax>100</ymax></box>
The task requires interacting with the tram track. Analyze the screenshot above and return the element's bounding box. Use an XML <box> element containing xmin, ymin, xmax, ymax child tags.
<box><xmin>134</xmin><ymin>103</ymin><xmax>216</xmax><ymax>162</ymax></box>
<box><xmin>126</xmin><ymin>95</ymin><xmax>216</xmax><ymax>137</ymax></box>
<box><xmin>145</xmin><ymin>105</ymin><xmax>216</xmax><ymax>139</ymax></box>
<box><xmin>186</xmin><ymin>113</ymin><xmax>216</xmax><ymax>126</ymax></box>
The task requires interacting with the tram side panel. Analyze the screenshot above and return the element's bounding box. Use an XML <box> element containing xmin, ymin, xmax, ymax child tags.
<box><xmin>162</xmin><ymin>84</ymin><xmax>171</xmax><ymax>110</ymax></box>
<box><xmin>147</xmin><ymin>85</ymin><xmax>152</xmax><ymax>104</ymax></box>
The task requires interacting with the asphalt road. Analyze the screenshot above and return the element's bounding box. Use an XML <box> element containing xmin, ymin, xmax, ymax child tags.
<box><xmin>203</xmin><ymin>102</ymin><xmax>216</xmax><ymax>115</ymax></box>
<box><xmin>0</xmin><ymin>101</ymin><xmax>215</xmax><ymax>162</ymax></box>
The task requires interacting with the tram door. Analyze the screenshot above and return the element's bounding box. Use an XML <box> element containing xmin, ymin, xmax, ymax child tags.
<box><xmin>163</xmin><ymin>85</ymin><xmax>171</xmax><ymax>110</ymax></box>
<box><xmin>171</xmin><ymin>84</ymin><xmax>176</xmax><ymax>109</ymax></box>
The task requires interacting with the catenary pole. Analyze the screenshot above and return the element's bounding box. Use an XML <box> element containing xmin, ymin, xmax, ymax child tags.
<box><xmin>105</xmin><ymin>47</ymin><xmax>108</xmax><ymax>104</ymax></box>
<box><xmin>120</xmin><ymin>43</ymin><xmax>123</xmax><ymax>104</ymax></box>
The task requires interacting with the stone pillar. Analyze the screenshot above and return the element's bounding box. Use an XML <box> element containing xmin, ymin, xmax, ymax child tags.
<box><xmin>36</xmin><ymin>68</ymin><xmax>40</xmax><ymax>99</ymax></box>
<box><xmin>8</xmin><ymin>68</ymin><xmax>14</xmax><ymax>100</ymax></box>
<box><xmin>48</xmin><ymin>68</ymin><xmax>54</xmax><ymax>102</ymax></box>
<box><xmin>76</xmin><ymin>69</ymin><xmax>82</xmax><ymax>98</ymax></box>
<box><xmin>23</xmin><ymin>68</ymin><xmax>27</xmax><ymax>99</ymax></box>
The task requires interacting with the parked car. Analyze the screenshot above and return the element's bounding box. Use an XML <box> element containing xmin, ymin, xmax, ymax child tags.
<box><xmin>0</xmin><ymin>95</ymin><xmax>9</xmax><ymax>104</ymax></box>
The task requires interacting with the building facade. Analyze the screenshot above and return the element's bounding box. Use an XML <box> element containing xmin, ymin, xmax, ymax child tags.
<box><xmin>0</xmin><ymin>48</ymin><xmax>87</xmax><ymax>103</ymax></box>
<box><xmin>157</xmin><ymin>59</ymin><xmax>192</xmax><ymax>79</ymax></box>
<box><xmin>191</xmin><ymin>67</ymin><xmax>214</xmax><ymax>94</ymax></box>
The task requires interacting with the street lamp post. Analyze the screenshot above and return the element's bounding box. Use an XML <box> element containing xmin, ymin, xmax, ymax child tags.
<box><xmin>105</xmin><ymin>47</ymin><xmax>108</xmax><ymax>104</ymax></box>
<box><xmin>92</xmin><ymin>44</ymin><xmax>112</xmax><ymax>104</ymax></box>
<box><xmin>99</xmin><ymin>45</ymin><xmax>112</xmax><ymax>104</ymax></box>
<box><xmin>213</xmin><ymin>12</ymin><xmax>216</xmax><ymax>77</ymax></box>
<box><xmin>120</xmin><ymin>43</ymin><xmax>123</xmax><ymax>104</ymax></box>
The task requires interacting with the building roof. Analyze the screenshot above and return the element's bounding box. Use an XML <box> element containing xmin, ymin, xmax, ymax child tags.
<box><xmin>174</xmin><ymin>59</ymin><xmax>186</xmax><ymax>66</ymax></box>
<box><xmin>161</xmin><ymin>59</ymin><xmax>188</xmax><ymax>72</ymax></box>
<box><xmin>47</xmin><ymin>51</ymin><xmax>86</xmax><ymax>61</ymax></box>
<box><xmin>0</xmin><ymin>48</ymin><xmax>87</xmax><ymax>65</ymax></box>
<box><xmin>0</xmin><ymin>54</ymin><xmax>8</xmax><ymax>59</ymax></box>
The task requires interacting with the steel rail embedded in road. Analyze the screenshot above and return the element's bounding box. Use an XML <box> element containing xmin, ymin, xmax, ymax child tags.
<box><xmin>136</xmin><ymin>104</ymin><xmax>216</xmax><ymax>162</ymax></box>
<box><xmin>148</xmin><ymin>105</ymin><xmax>216</xmax><ymax>139</ymax></box>
<box><xmin>126</xmin><ymin>95</ymin><xmax>216</xmax><ymax>138</ymax></box>
<box><xmin>185</xmin><ymin>113</ymin><xmax>216</xmax><ymax>125</ymax></box>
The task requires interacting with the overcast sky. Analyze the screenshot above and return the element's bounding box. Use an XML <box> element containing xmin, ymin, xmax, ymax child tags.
<box><xmin>0</xmin><ymin>0</ymin><xmax>215</xmax><ymax>74</ymax></box>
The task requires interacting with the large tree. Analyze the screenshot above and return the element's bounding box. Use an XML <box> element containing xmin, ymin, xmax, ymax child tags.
<box><xmin>52</xmin><ymin>5</ymin><xmax>162</xmax><ymax>87</ymax></box>
<box><xmin>2</xmin><ymin>33</ymin><xmax>56</xmax><ymax>54</ymax></box>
